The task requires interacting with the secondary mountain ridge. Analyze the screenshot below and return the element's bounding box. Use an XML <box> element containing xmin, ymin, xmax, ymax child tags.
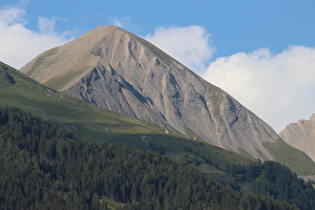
<box><xmin>280</xmin><ymin>114</ymin><xmax>315</xmax><ymax>163</ymax></box>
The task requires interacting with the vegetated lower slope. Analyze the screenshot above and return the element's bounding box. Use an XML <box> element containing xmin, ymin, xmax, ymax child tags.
<box><xmin>0</xmin><ymin>62</ymin><xmax>255</xmax><ymax>173</ymax></box>
<box><xmin>280</xmin><ymin>114</ymin><xmax>315</xmax><ymax>163</ymax></box>
<box><xmin>0</xmin><ymin>107</ymin><xmax>302</xmax><ymax>209</ymax></box>
<box><xmin>20</xmin><ymin>25</ymin><xmax>315</xmax><ymax>175</ymax></box>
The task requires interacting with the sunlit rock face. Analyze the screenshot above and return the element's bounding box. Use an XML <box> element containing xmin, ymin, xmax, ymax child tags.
<box><xmin>21</xmin><ymin>25</ymin><xmax>281</xmax><ymax>160</ymax></box>
<box><xmin>280</xmin><ymin>114</ymin><xmax>315</xmax><ymax>162</ymax></box>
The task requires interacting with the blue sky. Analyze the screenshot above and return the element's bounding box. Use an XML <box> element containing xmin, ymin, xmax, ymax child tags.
<box><xmin>1</xmin><ymin>0</ymin><xmax>315</xmax><ymax>132</ymax></box>
<box><xmin>3</xmin><ymin>0</ymin><xmax>314</xmax><ymax>58</ymax></box>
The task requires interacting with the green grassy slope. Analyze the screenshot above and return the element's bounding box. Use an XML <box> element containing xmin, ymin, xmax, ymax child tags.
<box><xmin>0</xmin><ymin>62</ymin><xmax>164</xmax><ymax>138</ymax></box>
<box><xmin>264</xmin><ymin>139</ymin><xmax>315</xmax><ymax>175</ymax></box>
<box><xmin>0</xmin><ymin>62</ymin><xmax>253</xmax><ymax>172</ymax></box>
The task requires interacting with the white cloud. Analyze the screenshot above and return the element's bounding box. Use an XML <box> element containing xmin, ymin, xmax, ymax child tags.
<box><xmin>38</xmin><ymin>17</ymin><xmax>57</xmax><ymax>34</ymax></box>
<box><xmin>108</xmin><ymin>16</ymin><xmax>137</xmax><ymax>32</ymax></box>
<box><xmin>145</xmin><ymin>25</ymin><xmax>215</xmax><ymax>74</ymax></box>
<box><xmin>0</xmin><ymin>7</ymin><xmax>26</xmax><ymax>25</ymax></box>
<box><xmin>109</xmin><ymin>17</ymin><xmax>130</xmax><ymax>28</ymax></box>
<box><xmin>0</xmin><ymin>7</ymin><xmax>72</xmax><ymax>69</ymax></box>
<box><xmin>204</xmin><ymin>46</ymin><xmax>315</xmax><ymax>132</ymax></box>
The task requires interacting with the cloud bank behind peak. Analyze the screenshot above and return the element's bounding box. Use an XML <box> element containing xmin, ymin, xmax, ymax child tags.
<box><xmin>145</xmin><ymin>25</ymin><xmax>215</xmax><ymax>75</ymax></box>
<box><xmin>0</xmin><ymin>6</ymin><xmax>72</xmax><ymax>69</ymax></box>
<box><xmin>204</xmin><ymin>46</ymin><xmax>315</xmax><ymax>132</ymax></box>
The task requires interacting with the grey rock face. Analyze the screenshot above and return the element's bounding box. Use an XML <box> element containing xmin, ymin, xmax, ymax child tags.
<box><xmin>280</xmin><ymin>114</ymin><xmax>315</xmax><ymax>162</ymax></box>
<box><xmin>21</xmin><ymin>25</ymin><xmax>280</xmax><ymax>160</ymax></box>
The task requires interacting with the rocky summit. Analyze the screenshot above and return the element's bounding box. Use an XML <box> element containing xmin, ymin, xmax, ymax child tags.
<box><xmin>21</xmin><ymin>25</ymin><xmax>283</xmax><ymax>160</ymax></box>
<box><xmin>280</xmin><ymin>114</ymin><xmax>315</xmax><ymax>162</ymax></box>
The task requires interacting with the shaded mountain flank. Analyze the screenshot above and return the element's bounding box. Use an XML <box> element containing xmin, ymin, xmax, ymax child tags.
<box><xmin>20</xmin><ymin>25</ymin><xmax>313</xmax><ymax>166</ymax></box>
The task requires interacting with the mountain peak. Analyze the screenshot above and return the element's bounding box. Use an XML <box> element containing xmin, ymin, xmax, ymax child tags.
<box><xmin>90</xmin><ymin>25</ymin><xmax>125</xmax><ymax>32</ymax></box>
<box><xmin>78</xmin><ymin>25</ymin><xmax>128</xmax><ymax>42</ymax></box>
<box><xmin>21</xmin><ymin>26</ymin><xmax>284</xmax><ymax>161</ymax></box>
<box><xmin>20</xmin><ymin>25</ymin><xmax>130</xmax><ymax>91</ymax></box>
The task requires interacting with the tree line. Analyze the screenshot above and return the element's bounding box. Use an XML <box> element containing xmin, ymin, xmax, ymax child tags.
<box><xmin>0</xmin><ymin>107</ymin><xmax>304</xmax><ymax>209</ymax></box>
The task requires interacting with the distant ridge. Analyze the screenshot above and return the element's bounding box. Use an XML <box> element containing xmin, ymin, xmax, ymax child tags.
<box><xmin>280</xmin><ymin>114</ymin><xmax>315</xmax><ymax>162</ymax></box>
<box><xmin>19</xmin><ymin>25</ymin><xmax>312</xmax><ymax>165</ymax></box>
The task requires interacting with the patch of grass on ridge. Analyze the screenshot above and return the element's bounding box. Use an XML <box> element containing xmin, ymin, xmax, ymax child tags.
<box><xmin>264</xmin><ymin>139</ymin><xmax>315</xmax><ymax>175</ymax></box>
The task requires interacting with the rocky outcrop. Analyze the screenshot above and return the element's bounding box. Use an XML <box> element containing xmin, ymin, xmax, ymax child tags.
<box><xmin>21</xmin><ymin>25</ymin><xmax>282</xmax><ymax>160</ymax></box>
<box><xmin>0</xmin><ymin>62</ymin><xmax>15</xmax><ymax>86</ymax></box>
<box><xmin>280</xmin><ymin>114</ymin><xmax>315</xmax><ymax>162</ymax></box>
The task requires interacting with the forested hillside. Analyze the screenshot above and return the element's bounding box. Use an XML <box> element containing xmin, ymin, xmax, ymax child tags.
<box><xmin>0</xmin><ymin>107</ymin><xmax>311</xmax><ymax>209</ymax></box>
<box><xmin>220</xmin><ymin>161</ymin><xmax>315</xmax><ymax>209</ymax></box>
